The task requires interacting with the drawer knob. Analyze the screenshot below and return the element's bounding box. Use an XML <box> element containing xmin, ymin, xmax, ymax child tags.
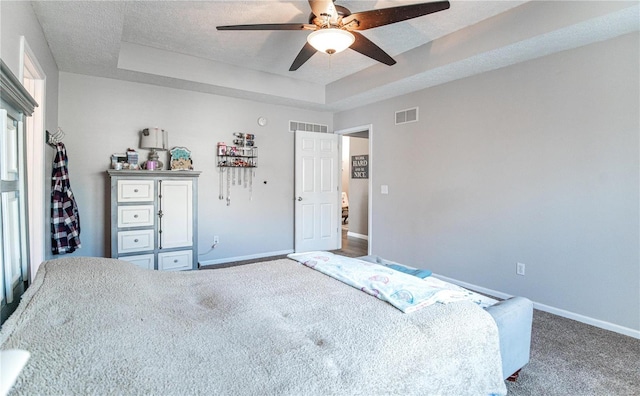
<box><xmin>133</xmin><ymin>214</ymin><xmax>139</xmax><ymax>218</ymax></box>
<box><xmin>174</xmin><ymin>259</ymin><xmax>179</xmax><ymax>263</ymax></box>
<box><xmin>134</xmin><ymin>189</ymin><xmax>139</xmax><ymax>193</ymax></box>
<box><xmin>134</xmin><ymin>239</ymin><xmax>139</xmax><ymax>243</ymax></box>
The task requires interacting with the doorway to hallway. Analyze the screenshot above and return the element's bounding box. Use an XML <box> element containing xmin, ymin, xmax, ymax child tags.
<box><xmin>336</xmin><ymin>125</ymin><xmax>371</xmax><ymax>256</ymax></box>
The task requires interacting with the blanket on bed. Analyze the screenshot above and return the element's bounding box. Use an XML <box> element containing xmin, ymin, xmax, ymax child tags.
<box><xmin>288</xmin><ymin>251</ymin><xmax>472</xmax><ymax>313</ymax></box>
<box><xmin>0</xmin><ymin>257</ymin><xmax>506</xmax><ymax>395</ymax></box>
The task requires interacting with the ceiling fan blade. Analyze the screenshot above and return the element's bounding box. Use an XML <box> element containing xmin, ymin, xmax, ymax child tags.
<box><xmin>217</xmin><ymin>23</ymin><xmax>314</xmax><ymax>31</ymax></box>
<box><xmin>343</xmin><ymin>1</ymin><xmax>450</xmax><ymax>31</ymax></box>
<box><xmin>289</xmin><ymin>42</ymin><xmax>318</xmax><ymax>71</ymax></box>
<box><xmin>350</xmin><ymin>31</ymin><xmax>396</xmax><ymax>66</ymax></box>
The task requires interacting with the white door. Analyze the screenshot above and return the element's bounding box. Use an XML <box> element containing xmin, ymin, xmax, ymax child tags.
<box><xmin>294</xmin><ymin>131</ymin><xmax>340</xmax><ymax>252</ymax></box>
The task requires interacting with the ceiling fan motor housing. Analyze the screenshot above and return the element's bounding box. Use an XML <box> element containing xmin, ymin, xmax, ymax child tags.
<box><xmin>308</xmin><ymin>5</ymin><xmax>351</xmax><ymax>28</ymax></box>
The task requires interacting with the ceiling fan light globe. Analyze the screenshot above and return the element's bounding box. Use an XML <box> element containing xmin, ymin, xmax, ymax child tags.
<box><xmin>307</xmin><ymin>29</ymin><xmax>355</xmax><ymax>54</ymax></box>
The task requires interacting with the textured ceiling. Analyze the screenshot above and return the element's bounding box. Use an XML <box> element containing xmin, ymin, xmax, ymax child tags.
<box><xmin>30</xmin><ymin>1</ymin><xmax>639</xmax><ymax>111</ymax></box>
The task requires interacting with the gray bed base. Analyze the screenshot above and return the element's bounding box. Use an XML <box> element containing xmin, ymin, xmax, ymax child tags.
<box><xmin>485</xmin><ymin>296</ymin><xmax>533</xmax><ymax>380</ymax></box>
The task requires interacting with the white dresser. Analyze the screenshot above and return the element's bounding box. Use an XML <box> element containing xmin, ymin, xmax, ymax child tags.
<box><xmin>108</xmin><ymin>170</ymin><xmax>201</xmax><ymax>270</ymax></box>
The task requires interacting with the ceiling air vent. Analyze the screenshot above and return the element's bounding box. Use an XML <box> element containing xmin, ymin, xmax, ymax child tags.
<box><xmin>395</xmin><ymin>107</ymin><xmax>419</xmax><ymax>125</ymax></box>
<box><xmin>289</xmin><ymin>121</ymin><xmax>329</xmax><ymax>133</ymax></box>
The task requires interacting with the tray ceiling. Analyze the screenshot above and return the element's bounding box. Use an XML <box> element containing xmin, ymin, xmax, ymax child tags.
<box><xmin>30</xmin><ymin>1</ymin><xmax>639</xmax><ymax>111</ymax></box>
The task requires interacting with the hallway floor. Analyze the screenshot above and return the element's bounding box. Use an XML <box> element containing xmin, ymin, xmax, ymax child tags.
<box><xmin>330</xmin><ymin>228</ymin><xmax>368</xmax><ymax>258</ymax></box>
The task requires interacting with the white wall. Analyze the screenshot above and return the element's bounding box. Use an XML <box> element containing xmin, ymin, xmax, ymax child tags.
<box><xmin>58</xmin><ymin>72</ymin><xmax>332</xmax><ymax>262</ymax></box>
<box><xmin>341</xmin><ymin>136</ymin><xmax>349</xmax><ymax>200</ymax></box>
<box><xmin>1</xmin><ymin>1</ymin><xmax>59</xmax><ymax>270</ymax></box>
<box><xmin>334</xmin><ymin>33</ymin><xmax>640</xmax><ymax>334</ymax></box>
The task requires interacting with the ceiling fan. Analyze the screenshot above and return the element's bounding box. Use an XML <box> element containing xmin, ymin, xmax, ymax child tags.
<box><xmin>217</xmin><ymin>0</ymin><xmax>450</xmax><ymax>71</ymax></box>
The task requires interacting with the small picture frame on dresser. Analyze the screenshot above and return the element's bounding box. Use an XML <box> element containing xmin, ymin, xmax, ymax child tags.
<box><xmin>170</xmin><ymin>147</ymin><xmax>193</xmax><ymax>171</ymax></box>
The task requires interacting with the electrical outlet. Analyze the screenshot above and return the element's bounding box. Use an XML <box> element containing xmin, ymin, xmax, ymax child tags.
<box><xmin>213</xmin><ymin>235</ymin><xmax>219</xmax><ymax>245</ymax></box>
<box><xmin>516</xmin><ymin>262</ymin><xmax>526</xmax><ymax>276</ymax></box>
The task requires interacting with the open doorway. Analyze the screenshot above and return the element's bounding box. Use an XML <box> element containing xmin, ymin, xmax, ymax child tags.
<box><xmin>336</xmin><ymin>125</ymin><xmax>371</xmax><ymax>257</ymax></box>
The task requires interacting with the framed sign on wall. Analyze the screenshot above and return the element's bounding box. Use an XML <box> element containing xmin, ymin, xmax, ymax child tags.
<box><xmin>351</xmin><ymin>155</ymin><xmax>368</xmax><ymax>179</ymax></box>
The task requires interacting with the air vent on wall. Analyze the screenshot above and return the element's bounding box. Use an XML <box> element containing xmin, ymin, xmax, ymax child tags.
<box><xmin>395</xmin><ymin>107</ymin><xmax>419</xmax><ymax>125</ymax></box>
<box><xmin>289</xmin><ymin>121</ymin><xmax>329</xmax><ymax>133</ymax></box>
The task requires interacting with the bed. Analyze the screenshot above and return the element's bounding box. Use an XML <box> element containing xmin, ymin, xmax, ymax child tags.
<box><xmin>0</xmin><ymin>254</ymin><xmax>532</xmax><ymax>395</ymax></box>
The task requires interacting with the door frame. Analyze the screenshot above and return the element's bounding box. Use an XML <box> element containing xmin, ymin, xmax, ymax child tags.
<box><xmin>335</xmin><ymin>124</ymin><xmax>373</xmax><ymax>255</ymax></box>
<box><xmin>20</xmin><ymin>36</ymin><xmax>46</xmax><ymax>281</ymax></box>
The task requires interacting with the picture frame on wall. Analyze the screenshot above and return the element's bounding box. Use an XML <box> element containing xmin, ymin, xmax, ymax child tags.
<box><xmin>351</xmin><ymin>155</ymin><xmax>369</xmax><ymax>179</ymax></box>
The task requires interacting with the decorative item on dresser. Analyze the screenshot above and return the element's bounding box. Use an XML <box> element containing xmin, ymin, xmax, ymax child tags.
<box><xmin>139</xmin><ymin>127</ymin><xmax>168</xmax><ymax>170</ymax></box>
<box><xmin>107</xmin><ymin>170</ymin><xmax>201</xmax><ymax>270</ymax></box>
<box><xmin>169</xmin><ymin>147</ymin><xmax>193</xmax><ymax>171</ymax></box>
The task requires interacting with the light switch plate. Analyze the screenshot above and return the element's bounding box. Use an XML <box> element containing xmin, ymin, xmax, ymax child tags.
<box><xmin>381</xmin><ymin>185</ymin><xmax>389</xmax><ymax>194</ymax></box>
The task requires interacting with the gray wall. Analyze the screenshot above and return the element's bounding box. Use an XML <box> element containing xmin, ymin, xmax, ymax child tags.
<box><xmin>348</xmin><ymin>136</ymin><xmax>369</xmax><ymax>237</ymax></box>
<box><xmin>1</xmin><ymin>1</ymin><xmax>59</xmax><ymax>264</ymax></box>
<box><xmin>58</xmin><ymin>72</ymin><xmax>332</xmax><ymax>263</ymax></box>
<box><xmin>334</xmin><ymin>33</ymin><xmax>640</xmax><ymax>332</ymax></box>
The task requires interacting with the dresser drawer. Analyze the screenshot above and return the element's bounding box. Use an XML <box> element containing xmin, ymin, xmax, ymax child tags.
<box><xmin>118</xmin><ymin>205</ymin><xmax>155</xmax><ymax>228</ymax></box>
<box><xmin>119</xmin><ymin>253</ymin><xmax>155</xmax><ymax>270</ymax></box>
<box><xmin>117</xmin><ymin>180</ymin><xmax>155</xmax><ymax>202</ymax></box>
<box><xmin>158</xmin><ymin>250</ymin><xmax>193</xmax><ymax>271</ymax></box>
<box><xmin>117</xmin><ymin>229</ymin><xmax>155</xmax><ymax>254</ymax></box>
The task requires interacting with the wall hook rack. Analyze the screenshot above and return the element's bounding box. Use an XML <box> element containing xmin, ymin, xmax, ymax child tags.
<box><xmin>46</xmin><ymin>127</ymin><xmax>65</xmax><ymax>145</ymax></box>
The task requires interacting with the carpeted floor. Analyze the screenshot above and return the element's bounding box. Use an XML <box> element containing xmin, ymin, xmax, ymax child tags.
<box><xmin>506</xmin><ymin>310</ymin><xmax>640</xmax><ymax>395</ymax></box>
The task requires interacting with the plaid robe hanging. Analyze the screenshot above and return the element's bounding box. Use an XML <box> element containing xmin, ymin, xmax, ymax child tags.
<box><xmin>51</xmin><ymin>142</ymin><xmax>81</xmax><ymax>254</ymax></box>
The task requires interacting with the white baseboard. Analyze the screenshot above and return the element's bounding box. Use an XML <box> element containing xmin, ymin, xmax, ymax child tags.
<box><xmin>532</xmin><ymin>302</ymin><xmax>640</xmax><ymax>339</ymax></box>
<box><xmin>199</xmin><ymin>249</ymin><xmax>294</xmax><ymax>266</ymax></box>
<box><xmin>434</xmin><ymin>274</ymin><xmax>640</xmax><ymax>340</ymax></box>
<box><xmin>347</xmin><ymin>231</ymin><xmax>368</xmax><ymax>241</ymax></box>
